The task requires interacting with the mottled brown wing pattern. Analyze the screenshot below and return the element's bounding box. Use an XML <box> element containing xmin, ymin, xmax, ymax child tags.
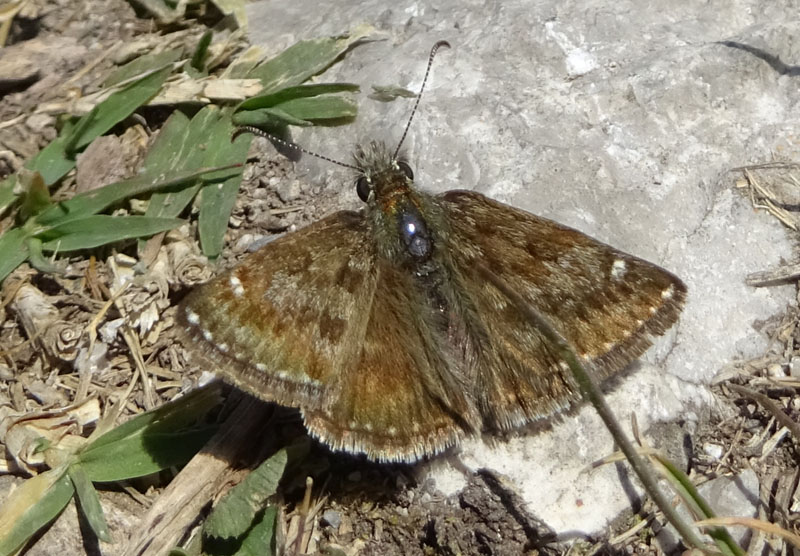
<box><xmin>178</xmin><ymin>211</ymin><xmax>378</xmax><ymax>412</ymax></box>
<box><xmin>179</xmin><ymin>210</ymin><xmax>479</xmax><ymax>461</ymax></box>
<box><xmin>438</xmin><ymin>190</ymin><xmax>686</xmax><ymax>430</ymax></box>
<box><xmin>303</xmin><ymin>259</ymin><xmax>478</xmax><ymax>462</ymax></box>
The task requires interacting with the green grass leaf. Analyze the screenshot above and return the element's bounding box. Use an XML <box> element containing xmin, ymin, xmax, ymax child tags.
<box><xmin>248</xmin><ymin>28</ymin><xmax>373</xmax><ymax>94</ymax></box>
<box><xmin>0</xmin><ymin>176</ymin><xmax>16</xmax><ymax>218</ymax></box>
<box><xmin>104</xmin><ymin>49</ymin><xmax>183</xmax><ymax>88</ymax></box>
<box><xmin>28</xmin><ymin>133</ymin><xmax>76</xmax><ymax>187</ymax></box>
<box><xmin>26</xmin><ymin>237</ymin><xmax>63</xmax><ymax>275</ymax></box>
<box><xmin>274</xmin><ymin>95</ymin><xmax>358</xmax><ymax>123</ymax></box>
<box><xmin>80</xmin><ymin>427</ymin><xmax>216</xmax><ymax>483</ymax></box>
<box><xmin>0</xmin><ymin>228</ymin><xmax>30</xmax><ymax>283</ymax></box>
<box><xmin>142</xmin><ymin>107</ymin><xmax>247</xmax><ymax>226</ymax></box>
<box><xmin>197</xmin><ymin>172</ymin><xmax>242</xmax><ymax>258</ymax></box>
<box><xmin>193</xmin><ymin>110</ymin><xmax>250</xmax><ymax>258</ymax></box>
<box><xmin>78</xmin><ymin>386</ymin><xmax>220</xmax><ymax>482</ymax></box>
<box><xmin>141</xmin><ymin>111</ymin><xmax>206</xmax><ymax>221</ymax></box>
<box><xmin>0</xmin><ymin>467</ymin><xmax>75</xmax><ymax>556</ymax></box>
<box><xmin>238</xmin><ymin>83</ymin><xmax>359</xmax><ymax>111</ymax></box>
<box><xmin>34</xmin><ymin>164</ymin><xmax>241</xmax><ymax>228</ymax></box>
<box><xmin>68</xmin><ymin>464</ymin><xmax>111</xmax><ymax>543</ymax></box>
<box><xmin>232</xmin><ymin>107</ymin><xmax>312</xmax><ymax>129</ymax></box>
<box><xmin>38</xmin><ymin>215</ymin><xmax>185</xmax><ymax>252</ymax></box>
<box><xmin>204</xmin><ymin>449</ymin><xmax>287</xmax><ymax>540</ymax></box>
<box><xmin>190</xmin><ymin>30</ymin><xmax>213</xmax><ymax>73</ymax></box>
<box><xmin>64</xmin><ymin>65</ymin><xmax>172</xmax><ymax>154</ymax></box>
<box><xmin>233</xmin><ymin>95</ymin><xmax>358</xmax><ymax>129</ymax></box>
<box><xmin>236</xmin><ymin>505</ymin><xmax>278</xmax><ymax>556</ymax></box>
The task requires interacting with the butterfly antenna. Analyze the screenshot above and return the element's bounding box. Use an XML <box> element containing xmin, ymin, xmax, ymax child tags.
<box><xmin>393</xmin><ymin>40</ymin><xmax>451</xmax><ymax>160</ymax></box>
<box><xmin>232</xmin><ymin>125</ymin><xmax>359</xmax><ymax>170</ymax></box>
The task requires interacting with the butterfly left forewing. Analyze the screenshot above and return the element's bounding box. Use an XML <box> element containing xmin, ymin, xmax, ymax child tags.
<box><xmin>436</xmin><ymin>190</ymin><xmax>686</xmax><ymax>429</ymax></box>
<box><xmin>178</xmin><ymin>210</ymin><xmax>377</xmax><ymax>412</ymax></box>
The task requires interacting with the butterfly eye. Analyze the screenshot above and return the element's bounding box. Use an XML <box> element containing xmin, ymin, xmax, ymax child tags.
<box><xmin>397</xmin><ymin>161</ymin><xmax>414</xmax><ymax>180</ymax></box>
<box><xmin>356</xmin><ymin>176</ymin><xmax>372</xmax><ymax>202</ymax></box>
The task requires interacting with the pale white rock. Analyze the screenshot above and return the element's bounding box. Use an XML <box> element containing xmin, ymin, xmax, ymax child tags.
<box><xmin>246</xmin><ymin>0</ymin><xmax>796</xmax><ymax>537</ymax></box>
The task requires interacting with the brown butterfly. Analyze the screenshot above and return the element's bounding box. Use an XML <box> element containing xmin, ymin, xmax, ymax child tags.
<box><xmin>177</xmin><ymin>41</ymin><xmax>686</xmax><ymax>462</ymax></box>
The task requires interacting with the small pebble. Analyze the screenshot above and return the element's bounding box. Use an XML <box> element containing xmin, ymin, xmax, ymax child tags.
<box><xmin>276</xmin><ymin>180</ymin><xmax>301</xmax><ymax>203</ymax></box>
<box><xmin>766</xmin><ymin>363</ymin><xmax>786</xmax><ymax>378</ymax></box>
<box><xmin>26</xmin><ymin>113</ymin><xmax>55</xmax><ymax>133</ymax></box>
<box><xmin>790</xmin><ymin>357</ymin><xmax>800</xmax><ymax>378</ymax></box>
<box><xmin>703</xmin><ymin>442</ymin><xmax>724</xmax><ymax>461</ymax></box>
<box><xmin>0</xmin><ymin>364</ymin><xmax>13</xmax><ymax>381</ymax></box>
<box><xmin>320</xmin><ymin>509</ymin><xmax>342</xmax><ymax>529</ymax></box>
<box><xmin>233</xmin><ymin>233</ymin><xmax>254</xmax><ymax>253</ymax></box>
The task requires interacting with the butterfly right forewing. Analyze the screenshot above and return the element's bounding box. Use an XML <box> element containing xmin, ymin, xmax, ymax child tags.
<box><xmin>436</xmin><ymin>190</ymin><xmax>686</xmax><ymax>430</ymax></box>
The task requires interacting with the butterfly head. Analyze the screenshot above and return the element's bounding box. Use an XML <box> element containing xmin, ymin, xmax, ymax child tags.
<box><xmin>353</xmin><ymin>140</ymin><xmax>414</xmax><ymax>204</ymax></box>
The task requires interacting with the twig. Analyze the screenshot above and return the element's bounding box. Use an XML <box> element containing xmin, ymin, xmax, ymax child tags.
<box><xmin>725</xmin><ymin>383</ymin><xmax>800</xmax><ymax>442</ymax></box>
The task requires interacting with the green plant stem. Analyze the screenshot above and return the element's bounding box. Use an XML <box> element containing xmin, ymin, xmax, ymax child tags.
<box><xmin>655</xmin><ymin>455</ymin><xmax>744</xmax><ymax>556</ymax></box>
<box><xmin>475</xmin><ymin>263</ymin><xmax>709</xmax><ymax>551</ymax></box>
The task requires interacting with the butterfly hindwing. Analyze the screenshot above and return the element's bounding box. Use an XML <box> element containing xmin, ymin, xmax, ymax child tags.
<box><xmin>303</xmin><ymin>259</ymin><xmax>475</xmax><ymax>462</ymax></box>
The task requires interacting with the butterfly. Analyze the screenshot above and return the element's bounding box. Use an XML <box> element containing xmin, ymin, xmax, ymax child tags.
<box><xmin>177</xmin><ymin>41</ymin><xmax>686</xmax><ymax>462</ymax></box>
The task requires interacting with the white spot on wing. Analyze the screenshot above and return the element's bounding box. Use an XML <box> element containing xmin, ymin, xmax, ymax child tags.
<box><xmin>230</xmin><ymin>275</ymin><xmax>245</xmax><ymax>297</ymax></box>
<box><xmin>611</xmin><ymin>259</ymin><xmax>627</xmax><ymax>280</ymax></box>
<box><xmin>185</xmin><ymin>308</ymin><xmax>200</xmax><ymax>325</ymax></box>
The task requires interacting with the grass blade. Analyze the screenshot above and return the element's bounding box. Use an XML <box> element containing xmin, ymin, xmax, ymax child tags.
<box><xmin>0</xmin><ymin>467</ymin><xmax>75</xmax><ymax>556</ymax></box>
<box><xmin>194</xmin><ymin>109</ymin><xmax>250</xmax><ymax>258</ymax></box>
<box><xmin>275</xmin><ymin>95</ymin><xmax>358</xmax><ymax>123</ymax></box>
<box><xmin>33</xmin><ymin>164</ymin><xmax>241</xmax><ymax>228</ymax></box>
<box><xmin>0</xmin><ymin>228</ymin><xmax>30</xmax><ymax>284</ymax></box>
<box><xmin>78</xmin><ymin>386</ymin><xmax>220</xmax><ymax>482</ymax></box>
<box><xmin>38</xmin><ymin>215</ymin><xmax>185</xmax><ymax>252</ymax></box>
<box><xmin>204</xmin><ymin>449</ymin><xmax>287</xmax><ymax>539</ymax></box>
<box><xmin>104</xmin><ymin>49</ymin><xmax>183</xmax><ymax>88</ymax></box>
<box><xmin>190</xmin><ymin>30</ymin><xmax>213</xmax><ymax>73</ymax></box>
<box><xmin>68</xmin><ymin>464</ymin><xmax>111</xmax><ymax>543</ymax></box>
<box><xmin>28</xmin><ymin>133</ymin><xmax>75</xmax><ymax>186</ymax></box>
<box><xmin>238</xmin><ymin>505</ymin><xmax>278</xmax><ymax>556</ymax></box>
<box><xmin>79</xmin><ymin>427</ymin><xmax>217</xmax><ymax>483</ymax></box>
<box><xmin>655</xmin><ymin>454</ymin><xmax>745</xmax><ymax>556</ymax></box>
<box><xmin>248</xmin><ymin>28</ymin><xmax>373</xmax><ymax>93</ymax></box>
<box><xmin>0</xmin><ymin>176</ymin><xmax>15</xmax><ymax>217</ymax></box>
<box><xmin>232</xmin><ymin>107</ymin><xmax>312</xmax><ymax>128</ymax></box>
<box><xmin>64</xmin><ymin>65</ymin><xmax>172</xmax><ymax>154</ymax></box>
<box><xmin>238</xmin><ymin>83</ymin><xmax>359</xmax><ymax>110</ymax></box>
<box><xmin>142</xmin><ymin>107</ymin><xmax>241</xmax><ymax>222</ymax></box>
